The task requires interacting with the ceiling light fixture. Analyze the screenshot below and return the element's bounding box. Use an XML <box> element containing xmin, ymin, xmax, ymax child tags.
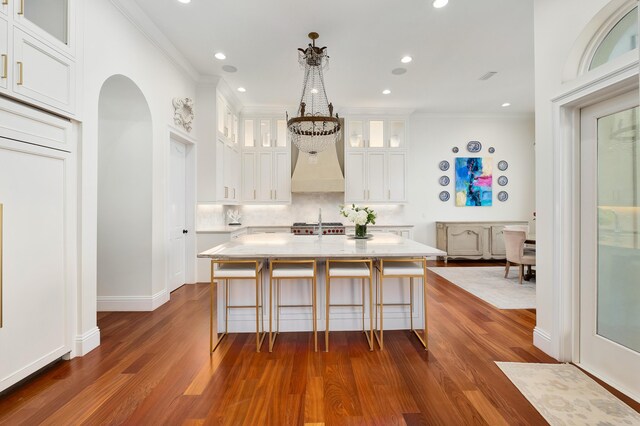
<box><xmin>433</xmin><ymin>0</ymin><xmax>448</xmax><ymax>8</ymax></box>
<box><xmin>177</xmin><ymin>0</ymin><xmax>191</xmax><ymax>3</ymax></box>
<box><xmin>401</xmin><ymin>56</ymin><xmax>412</xmax><ymax>63</ymax></box>
<box><xmin>237</xmin><ymin>87</ymin><xmax>246</xmax><ymax>93</ymax></box>
<box><xmin>214</xmin><ymin>52</ymin><xmax>226</xmax><ymax>60</ymax></box>
<box><xmin>382</xmin><ymin>89</ymin><xmax>391</xmax><ymax>95</ymax></box>
<box><xmin>287</xmin><ymin>32</ymin><xmax>341</xmax><ymax>161</ymax></box>
<box><xmin>502</xmin><ymin>102</ymin><xmax>511</xmax><ymax>107</ymax></box>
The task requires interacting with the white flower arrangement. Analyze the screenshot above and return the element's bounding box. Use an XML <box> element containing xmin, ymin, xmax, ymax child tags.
<box><xmin>339</xmin><ymin>204</ymin><xmax>377</xmax><ymax>226</ymax></box>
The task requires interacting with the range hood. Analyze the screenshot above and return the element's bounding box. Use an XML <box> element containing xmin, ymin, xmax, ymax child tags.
<box><xmin>291</xmin><ymin>144</ymin><xmax>345</xmax><ymax>193</ymax></box>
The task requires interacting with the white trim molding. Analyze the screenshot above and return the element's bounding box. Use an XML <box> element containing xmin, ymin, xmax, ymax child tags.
<box><xmin>97</xmin><ymin>289</ymin><xmax>169</xmax><ymax>312</ymax></box>
<box><xmin>533</xmin><ymin>327</ymin><xmax>553</xmax><ymax>356</ymax></box>
<box><xmin>73</xmin><ymin>327</ymin><xmax>101</xmax><ymax>357</ymax></box>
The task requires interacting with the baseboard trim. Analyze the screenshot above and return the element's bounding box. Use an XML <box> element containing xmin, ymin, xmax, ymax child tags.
<box><xmin>97</xmin><ymin>289</ymin><xmax>169</xmax><ymax>312</ymax></box>
<box><xmin>73</xmin><ymin>327</ymin><xmax>101</xmax><ymax>357</ymax></box>
<box><xmin>533</xmin><ymin>326</ymin><xmax>554</xmax><ymax>357</ymax></box>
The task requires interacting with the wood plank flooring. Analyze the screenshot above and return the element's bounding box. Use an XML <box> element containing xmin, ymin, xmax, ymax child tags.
<box><xmin>1</xmin><ymin>261</ymin><xmax>638</xmax><ymax>425</ymax></box>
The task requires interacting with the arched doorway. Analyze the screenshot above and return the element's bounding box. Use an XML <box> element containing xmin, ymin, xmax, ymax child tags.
<box><xmin>97</xmin><ymin>75</ymin><xmax>153</xmax><ymax>309</ymax></box>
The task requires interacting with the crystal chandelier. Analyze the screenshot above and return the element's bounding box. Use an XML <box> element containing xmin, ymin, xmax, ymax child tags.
<box><xmin>287</xmin><ymin>32</ymin><xmax>341</xmax><ymax>160</ymax></box>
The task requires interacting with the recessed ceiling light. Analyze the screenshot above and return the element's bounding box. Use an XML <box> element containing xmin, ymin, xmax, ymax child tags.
<box><xmin>222</xmin><ymin>65</ymin><xmax>237</xmax><ymax>73</ymax></box>
<box><xmin>382</xmin><ymin>89</ymin><xmax>391</xmax><ymax>95</ymax></box>
<box><xmin>214</xmin><ymin>52</ymin><xmax>226</xmax><ymax>60</ymax></box>
<box><xmin>502</xmin><ymin>102</ymin><xmax>511</xmax><ymax>107</ymax></box>
<box><xmin>310</xmin><ymin>88</ymin><xmax>319</xmax><ymax>94</ymax></box>
<box><xmin>237</xmin><ymin>87</ymin><xmax>246</xmax><ymax>93</ymax></box>
<box><xmin>433</xmin><ymin>0</ymin><xmax>448</xmax><ymax>8</ymax></box>
<box><xmin>177</xmin><ymin>0</ymin><xmax>191</xmax><ymax>3</ymax></box>
<box><xmin>401</xmin><ymin>56</ymin><xmax>412</xmax><ymax>64</ymax></box>
<box><xmin>391</xmin><ymin>67</ymin><xmax>407</xmax><ymax>75</ymax></box>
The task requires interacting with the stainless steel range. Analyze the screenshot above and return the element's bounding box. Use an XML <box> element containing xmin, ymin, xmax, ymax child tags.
<box><xmin>291</xmin><ymin>222</ymin><xmax>345</xmax><ymax>235</ymax></box>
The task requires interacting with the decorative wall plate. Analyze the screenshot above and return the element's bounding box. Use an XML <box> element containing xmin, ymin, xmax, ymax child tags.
<box><xmin>497</xmin><ymin>175</ymin><xmax>508</xmax><ymax>186</ymax></box>
<box><xmin>439</xmin><ymin>191</ymin><xmax>450</xmax><ymax>202</ymax></box>
<box><xmin>439</xmin><ymin>160</ymin><xmax>450</xmax><ymax>171</ymax></box>
<box><xmin>439</xmin><ymin>176</ymin><xmax>450</xmax><ymax>186</ymax></box>
<box><xmin>488</xmin><ymin>147</ymin><xmax>495</xmax><ymax>153</ymax></box>
<box><xmin>497</xmin><ymin>160</ymin><xmax>509</xmax><ymax>171</ymax></box>
<box><xmin>497</xmin><ymin>191</ymin><xmax>509</xmax><ymax>202</ymax></box>
<box><xmin>467</xmin><ymin>140</ymin><xmax>482</xmax><ymax>153</ymax></box>
<box><xmin>452</xmin><ymin>147</ymin><xmax>459</xmax><ymax>153</ymax></box>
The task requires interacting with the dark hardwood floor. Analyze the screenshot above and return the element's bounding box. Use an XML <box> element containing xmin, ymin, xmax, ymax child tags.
<box><xmin>1</xmin><ymin>260</ymin><xmax>638</xmax><ymax>425</ymax></box>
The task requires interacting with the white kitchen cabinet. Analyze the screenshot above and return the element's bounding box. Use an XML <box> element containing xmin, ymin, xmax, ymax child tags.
<box><xmin>0</xmin><ymin>16</ymin><xmax>8</xmax><ymax>90</ymax></box>
<box><xmin>12</xmin><ymin>28</ymin><xmax>75</xmax><ymax>114</ymax></box>
<box><xmin>345</xmin><ymin>151</ymin><xmax>407</xmax><ymax>203</ymax></box>
<box><xmin>215</xmin><ymin>137</ymin><xmax>240</xmax><ymax>204</ymax></box>
<box><xmin>0</xmin><ymin>1</ymin><xmax>77</xmax><ymax>118</ymax></box>
<box><xmin>216</xmin><ymin>94</ymin><xmax>239</xmax><ymax>145</ymax></box>
<box><xmin>242</xmin><ymin>150</ymin><xmax>291</xmax><ymax>203</ymax></box>
<box><xmin>242</xmin><ymin>117</ymin><xmax>288</xmax><ymax>149</ymax></box>
<box><xmin>0</xmin><ymin>136</ymin><xmax>73</xmax><ymax>392</ymax></box>
<box><xmin>346</xmin><ymin>118</ymin><xmax>406</xmax><ymax>149</ymax></box>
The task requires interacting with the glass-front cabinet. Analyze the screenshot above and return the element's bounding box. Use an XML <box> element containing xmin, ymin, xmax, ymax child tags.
<box><xmin>243</xmin><ymin>117</ymin><xmax>288</xmax><ymax>149</ymax></box>
<box><xmin>21</xmin><ymin>0</ymin><xmax>69</xmax><ymax>46</ymax></box>
<box><xmin>346</xmin><ymin>118</ymin><xmax>406</xmax><ymax>148</ymax></box>
<box><xmin>344</xmin><ymin>116</ymin><xmax>408</xmax><ymax>204</ymax></box>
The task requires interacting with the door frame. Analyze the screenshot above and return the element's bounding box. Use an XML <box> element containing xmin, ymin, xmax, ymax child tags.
<box><xmin>549</xmin><ymin>60</ymin><xmax>638</xmax><ymax>401</ymax></box>
<box><xmin>166</xmin><ymin>127</ymin><xmax>197</xmax><ymax>290</ymax></box>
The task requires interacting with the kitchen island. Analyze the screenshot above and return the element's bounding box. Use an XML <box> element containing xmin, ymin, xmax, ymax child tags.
<box><xmin>198</xmin><ymin>233</ymin><xmax>445</xmax><ymax>339</ymax></box>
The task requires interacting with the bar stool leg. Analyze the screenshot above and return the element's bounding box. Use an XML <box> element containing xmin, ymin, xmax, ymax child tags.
<box><xmin>269</xmin><ymin>270</ymin><xmax>274</xmax><ymax>352</ymax></box>
<box><xmin>423</xmin><ymin>260</ymin><xmax>429</xmax><ymax>351</ymax></box>
<box><xmin>368</xmin><ymin>267</ymin><xmax>374</xmax><ymax>351</ymax></box>
<box><xmin>410</xmin><ymin>277</ymin><xmax>414</xmax><ymax>332</ymax></box>
<box><xmin>210</xmin><ymin>279</ymin><xmax>214</xmax><ymax>353</ymax></box>
<box><xmin>361</xmin><ymin>278</ymin><xmax>365</xmax><ymax>333</ymax></box>
<box><xmin>312</xmin><ymin>272</ymin><xmax>318</xmax><ymax>352</ymax></box>
<box><xmin>325</xmin><ymin>268</ymin><xmax>330</xmax><ymax>352</ymax></box>
<box><xmin>225</xmin><ymin>279</ymin><xmax>230</xmax><ymax>335</ymax></box>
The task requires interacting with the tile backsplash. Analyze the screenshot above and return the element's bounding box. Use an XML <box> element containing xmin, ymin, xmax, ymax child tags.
<box><xmin>196</xmin><ymin>193</ymin><xmax>405</xmax><ymax>229</ymax></box>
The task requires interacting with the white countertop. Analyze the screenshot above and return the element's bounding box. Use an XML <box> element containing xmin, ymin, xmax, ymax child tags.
<box><xmin>196</xmin><ymin>224</ymin><xmax>414</xmax><ymax>233</ymax></box>
<box><xmin>198</xmin><ymin>232</ymin><xmax>444</xmax><ymax>259</ymax></box>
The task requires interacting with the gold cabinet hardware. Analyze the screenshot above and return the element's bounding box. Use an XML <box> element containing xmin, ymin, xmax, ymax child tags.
<box><xmin>274</xmin><ymin>189</ymin><xmax>277</xmax><ymax>199</ymax></box>
<box><xmin>363</xmin><ymin>190</ymin><xmax>366</xmax><ymax>200</ymax></box>
<box><xmin>224</xmin><ymin>186</ymin><xmax>228</xmax><ymax>198</ymax></box>
<box><xmin>388</xmin><ymin>189</ymin><xmax>391</xmax><ymax>199</ymax></box>
<box><xmin>253</xmin><ymin>189</ymin><xmax>256</xmax><ymax>200</ymax></box>
<box><xmin>17</xmin><ymin>61</ymin><xmax>23</xmax><ymax>85</ymax></box>
<box><xmin>18</xmin><ymin>0</ymin><xmax>23</xmax><ymax>14</ymax></box>
<box><xmin>1</xmin><ymin>54</ymin><xmax>7</xmax><ymax>79</ymax></box>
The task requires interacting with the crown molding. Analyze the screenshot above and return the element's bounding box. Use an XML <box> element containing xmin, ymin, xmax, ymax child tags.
<box><xmin>109</xmin><ymin>0</ymin><xmax>200</xmax><ymax>82</ymax></box>
<box><xmin>410</xmin><ymin>111</ymin><xmax>534</xmax><ymax>120</ymax></box>
<box><xmin>337</xmin><ymin>106</ymin><xmax>416</xmax><ymax>116</ymax></box>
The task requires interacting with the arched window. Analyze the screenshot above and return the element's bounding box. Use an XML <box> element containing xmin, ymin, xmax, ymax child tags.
<box><xmin>589</xmin><ymin>6</ymin><xmax>638</xmax><ymax>70</ymax></box>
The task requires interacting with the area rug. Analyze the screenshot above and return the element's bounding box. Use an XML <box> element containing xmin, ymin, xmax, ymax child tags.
<box><xmin>496</xmin><ymin>362</ymin><xmax>640</xmax><ymax>426</ymax></box>
<box><xmin>428</xmin><ymin>266</ymin><xmax>535</xmax><ymax>309</ymax></box>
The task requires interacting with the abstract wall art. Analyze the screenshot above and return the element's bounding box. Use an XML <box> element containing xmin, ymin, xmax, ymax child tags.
<box><xmin>455</xmin><ymin>157</ymin><xmax>493</xmax><ymax>206</ymax></box>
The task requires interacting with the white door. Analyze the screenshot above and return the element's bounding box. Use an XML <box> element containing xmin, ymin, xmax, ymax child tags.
<box><xmin>387</xmin><ymin>151</ymin><xmax>406</xmax><ymax>202</ymax></box>
<box><xmin>345</xmin><ymin>152</ymin><xmax>366</xmax><ymax>202</ymax></box>
<box><xmin>273</xmin><ymin>151</ymin><xmax>290</xmax><ymax>202</ymax></box>
<box><xmin>367</xmin><ymin>151</ymin><xmax>386</xmax><ymax>201</ymax></box>
<box><xmin>241</xmin><ymin>152</ymin><xmax>257</xmax><ymax>201</ymax></box>
<box><xmin>579</xmin><ymin>90</ymin><xmax>640</xmax><ymax>399</ymax></box>
<box><xmin>258</xmin><ymin>151</ymin><xmax>272</xmax><ymax>201</ymax></box>
<box><xmin>169</xmin><ymin>139</ymin><xmax>187</xmax><ymax>292</ymax></box>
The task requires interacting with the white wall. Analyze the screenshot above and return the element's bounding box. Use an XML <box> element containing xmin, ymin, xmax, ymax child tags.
<box><xmin>533</xmin><ymin>0</ymin><xmax>616</xmax><ymax>357</ymax></box>
<box><xmin>407</xmin><ymin>114</ymin><xmax>536</xmax><ymax>245</ymax></box>
<box><xmin>97</xmin><ymin>75</ymin><xmax>153</xmax><ymax>300</ymax></box>
<box><xmin>78</xmin><ymin>0</ymin><xmax>197</xmax><ymax>352</ymax></box>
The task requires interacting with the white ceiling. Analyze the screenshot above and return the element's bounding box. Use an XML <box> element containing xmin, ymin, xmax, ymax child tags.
<box><xmin>132</xmin><ymin>0</ymin><xmax>534</xmax><ymax>114</ymax></box>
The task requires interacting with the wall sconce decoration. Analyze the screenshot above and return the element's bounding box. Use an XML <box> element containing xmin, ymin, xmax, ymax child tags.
<box><xmin>172</xmin><ymin>97</ymin><xmax>194</xmax><ymax>133</ymax></box>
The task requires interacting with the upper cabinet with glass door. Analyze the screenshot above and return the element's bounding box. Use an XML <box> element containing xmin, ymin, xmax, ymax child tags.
<box><xmin>14</xmin><ymin>0</ymin><xmax>76</xmax><ymax>57</ymax></box>
<box><xmin>242</xmin><ymin>116</ymin><xmax>288</xmax><ymax>149</ymax></box>
<box><xmin>346</xmin><ymin>118</ymin><xmax>406</xmax><ymax>149</ymax></box>
<box><xmin>217</xmin><ymin>93</ymin><xmax>239</xmax><ymax>145</ymax></box>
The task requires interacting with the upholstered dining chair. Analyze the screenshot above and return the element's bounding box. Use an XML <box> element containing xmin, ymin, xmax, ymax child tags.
<box><xmin>503</xmin><ymin>229</ymin><xmax>536</xmax><ymax>284</ymax></box>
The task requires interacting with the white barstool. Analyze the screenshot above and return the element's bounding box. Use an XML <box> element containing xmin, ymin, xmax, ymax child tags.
<box><xmin>374</xmin><ymin>258</ymin><xmax>428</xmax><ymax>350</ymax></box>
<box><xmin>210</xmin><ymin>259</ymin><xmax>265</xmax><ymax>353</ymax></box>
<box><xmin>325</xmin><ymin>259</ymin><xmax>374</xmax><ymax>352</ymax></box>
<box><xmin>269</xmin><ymin>259</ymin><xmax>317</xmax><ymax>352</ymax></box>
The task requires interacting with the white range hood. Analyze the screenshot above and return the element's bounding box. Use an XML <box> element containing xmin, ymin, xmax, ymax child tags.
<box><xmin>291</xmin><ymin>144</ymin><xmax>345</xmax><ymax>193</ymax></box>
